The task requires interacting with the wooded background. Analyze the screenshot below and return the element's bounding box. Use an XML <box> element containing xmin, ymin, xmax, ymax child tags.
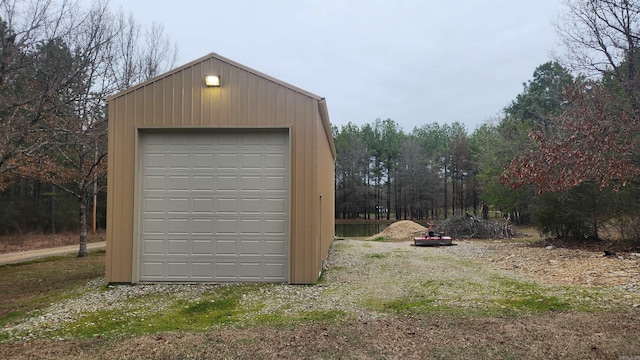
<box><xmin>2</xmin><ymin>0</ymin><xmax>640</xmax><ymax>246</ymax></box>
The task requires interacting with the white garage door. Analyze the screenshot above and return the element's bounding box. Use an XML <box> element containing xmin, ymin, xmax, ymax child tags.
<box><xmin>137</xmin><ymin>130</ymin><xmax>289</xmax><ymax>282</ymax></box>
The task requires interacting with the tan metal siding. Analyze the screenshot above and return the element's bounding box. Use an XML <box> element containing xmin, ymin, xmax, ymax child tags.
<box><xmin>106</xmin><ymin>95</ymin><xmax>135</xmax><ymax>282</ymax></box>
<box><xmin>317</xmin><ymin>111</ymin><xmax>336</xmax><ymax>264</ymax></box>
<box><xmin>106</xmin><ymin>53</ymin><xmax>334</xmax><ymax>284</ymax></box>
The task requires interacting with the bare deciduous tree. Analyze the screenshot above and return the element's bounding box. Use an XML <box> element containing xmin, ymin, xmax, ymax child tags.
<box><xmin>1</xmin><ymin>0</ymin><xmax>177</xmax><ymax>256</ymax></box>
<box><xmin>0</xmin><ymin>0</ymin><xmax>82</xmax><ymax>187</ymax></box>
<box><xmin>556</xmin><ymin>0</ymin><xmax>640</xmax><ymax>109</ymax></box>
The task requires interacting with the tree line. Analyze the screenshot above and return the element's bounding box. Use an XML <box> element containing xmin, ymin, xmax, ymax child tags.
<box><xmin>0</xmin><ymin>0</ymin><xmax>176</xmax><ymax>255</ymax></box>
<box><xmin>1</xmin><ymin>0</ymin><xmax>640</xmax><ymax>247</ymax></box>
<box><xmin>335</xmin><ymin>0</ymin><xmax>640</xmax><ymax>242</ymax></box>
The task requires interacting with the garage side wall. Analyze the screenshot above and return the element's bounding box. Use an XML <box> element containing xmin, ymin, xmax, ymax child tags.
<box><xmin>317</xmin><ymin>111</ymin><xmax>335</xmax><ymax>274</ymax></box>
<box><xmin>106</xmin><ymin>55</ymin><xmax>328</xmax><ymax>284</ymax></box>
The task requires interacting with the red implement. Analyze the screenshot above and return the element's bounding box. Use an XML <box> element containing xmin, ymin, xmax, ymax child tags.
<box><xmin>413</xmin><ymin>233</ymin><xmax>453</xmax><ymax>246</ymax></box>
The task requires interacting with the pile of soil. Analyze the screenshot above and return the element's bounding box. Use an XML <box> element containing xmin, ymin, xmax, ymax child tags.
<box><xmin>368</xmin><ymin>220</ymin><xmax>427</xmax><ymax>242</ymax></box>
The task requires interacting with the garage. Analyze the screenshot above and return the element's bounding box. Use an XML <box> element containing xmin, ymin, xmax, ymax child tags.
<box><xmin>106</xmin><ymin>53</ymin><xmax>335</xmax><ymax>284</ymax></box>
<box><xmin>138</xmin><ymin>130</ymin><xmax>289</xmax><ymax>282</ymax></box>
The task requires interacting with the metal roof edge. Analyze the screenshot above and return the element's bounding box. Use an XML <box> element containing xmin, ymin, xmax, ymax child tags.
<box><xmin>107</xmin><ymin>52</ymin><xmax>323</xmax><ymax>102</ymax></box>
<box><xmin>318</xmin><ymin>98</ymin><xmax>336</xmax><ymax>159</ymax></box>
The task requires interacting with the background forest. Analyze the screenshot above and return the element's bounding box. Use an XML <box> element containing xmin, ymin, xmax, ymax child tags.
<box><xmin>335</xmin><ymin>0</ymin><xmax>640</xmax><ymax>243</ymax></box>
<box><xmin>1</xmin><ymin>0</ymin><xmax>640</xmax><ymax>247</ymax></box>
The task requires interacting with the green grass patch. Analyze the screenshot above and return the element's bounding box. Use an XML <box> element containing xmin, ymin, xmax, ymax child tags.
<box><xmin>370</xmin><ymin>236</ymin><xmax>388</xmax><ymax>242</ymax></box>
<box><xmin>58</xmin><ymin>285</ymin><xmax>251</xmax><ymax>339</ymax></box>
<box><xmin>377</xmin><ymin>297</ymin><xmax>437</xmax><ymax>313</ymax></box>
<box><xmin>497</xmin><ymin>295</ymin><xmax>571</xmax><ymax>312</ymax></box>
<box><xmin>254</xmin><ymin>309</ymin><xmax>346</xmax><ymax>327</ymax></box>
<box><xmin>330</xmin><ymin>242</ymin><xmax>352</xmax><ymax>251</ymax></box>
<box><xmin>365</xmin><ymin>252</ymin><xmax>388</xmax><ymax>259</ymax></box>
<box><xmin>364</xmin><ymin>275</ymin><xmax>586</xmax><ymax>318</ymax></box>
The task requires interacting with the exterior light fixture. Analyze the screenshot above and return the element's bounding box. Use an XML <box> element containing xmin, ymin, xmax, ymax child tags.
<box><xmin>205</xmin><ymin>75</ymin><xmax>220</xmax><ymax>87</ymax></box>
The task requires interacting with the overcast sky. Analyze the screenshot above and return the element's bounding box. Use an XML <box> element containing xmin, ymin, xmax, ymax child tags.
<box><xmin>109</xmin><ymin>0</ymin><xmax>566</xmax><ymax>132</ymax></box>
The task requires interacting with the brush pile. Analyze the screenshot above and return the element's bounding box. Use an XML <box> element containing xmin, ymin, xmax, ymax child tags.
<box><xmin>435</xmin><ymin>213</ymin><xmax>514</xmax><ymax>239</ymax></box>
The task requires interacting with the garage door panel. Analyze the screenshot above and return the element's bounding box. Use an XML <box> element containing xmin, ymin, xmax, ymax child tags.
<box><xmin>219</xmin><ymin>133</ymin><xmax>240</xmax><ymax>146</ymax></box>
<box><xmin>239</xmin><ymin>198</ymin><xmax>262</xmax><ymax>213</ymax></box>
<box><xmin>215</xmin><ymin>262</ymin><xmax>237</xmax><ymax>279</ymax></box>
<box><xmin>167</xmin><ymin>262</ymin><xmax>188</xmax><ymax>278</ymax></box>
<box><xmin>145</xmin><ymin>175</ymin><xmax>166</xmax><ymax>191</ymax></box>
<box><xmin>264</xmin><ymin>198</ymin><xmax>286</xmax><ymax>214</ymax></box>
<box><xmin>265</xmin><ymin>176</ymin><xmax>286</xmax><ymax>191</ymax></box>
<box><xmin>144</xmin><ymin>198</ymin><xmax>166</xmax><ymax>213</ymax></box>
<box><xmin>265</xmin><ymin>132</ymin><xmax>287</xmax><ymax>146</ymax></box>
<box><xmin>240</xmin><ymin>219</ymin><xmax>261</xmax><ymax>234</ymax></box>
<box><xmin>240</xmin><ymin>133</ymin><xmax>264</xmax><ymax>146</ymax></box>
<box><xmin>263</xmin><ymin>240</ymin><xmax>285</xmax><ymax>255</ymax></box>
<box><xmin>192</xmin><ymin>263</ymin><xmax>213</xmax><ymax>278</ymax></box>
<box><xmin>139</xmin><ymin>130</ymin><xmax>289</xmax><ymax>283</ymax></box>
<box><xmin>193</xmin><ymin>153</ymin><xmax>215</xmax><ymax>168</ymax></box>
<box><xmin>265</xmin><ymin>219</ymin><xmax>286</xmax><ymax>234</ymax></box>
<box><xmin>192</xmin><ymin>240</ymin><xmax>213</xmax><ymax>255</ymax></box>
<box><xmin>215</xmin><ymin>239</ymin><xmax>237</xmax><ymax>255</ymax></box>
<box><xmin>192</xmin><ymin>219</ymin><xmax>213</xmax><ymax>234</ymax></box>
<box><xmin>167</xmin><ymin>240</ymin><xmax>189</xmax><ymax>255</ymax></box>
<box><xmin>216</xmin><ymin>219</ymin><xmax>237</xmax><ymax>234</ymax></box>
<box><xmin>241</xmin><ymin>153</ymin><xmax>261</xmax><ymax>168</ymax></box>
<box><xmin>261</xmin><ymin>263</ymin><xmax>287</xmax><ymax>279</ymax></box>
<box><xmin>168</xmin><ymin>218</ymin><xmax>189</xmax><ymax>234</ymax></box>
<box><xmin>168</xmin><ymin>176</ymin><xmax>190</xmax><ymax>191</ymax></box>
<box><xmin>169</xmin><ymin>153</ymin><xmax>190</xmax><ymax>169</ymax></box>
<box><xmin>216</xmin><ymin>198</ymin><xmax>238</xmax><ymax>214</ymax></box>
<box><xmin>145</xmin><ymin>153</ymin><xmax>166</xmax><ymax>168</ymax></box>
<box><xmin>144</xmin><ymin>218</ymin><xmax>165</xmax><ymax>234</ymax></box>
<box><xmin>143</xmin><ymin>239</ymin><xmax>164</xmax><ymax>255</ymax></box>
<box><xmin>240</xmin><ymin>240</ymin><xmax>262</xmax><ymax>255</ymax></box>
<box><xmin>217</xmin><ymin>176</ymin><xmax>238</xmax><ymax>191</ymax></box>
<box><xmin>265</xmin><ymin>154</ymin><xmax>286</xmax><ymax>169</ymax></box>
<box><xmin>193</xmin><ymin>176</ymin><xmax>215</xmax><ymax>191</ymax></box>
<box><xmin>142</xmin><ymin>262</ymin><xmax>163</xmax><ymax>277</ymax></box>
<box><xmin>167</xmin><ymin>198</ymin><xmax>189</xmax><ymax>213</ymax></box>
<box><xmin>241</xmin><ymin>176</ymin><xmax>262</xmax><ymax>191</ymax></box>
<box><xmin>193</xmin><ymin>198</ymin><xmax>215</xmax><ymax>213</ymax></box>
<box><xmin>218</xmin><ymin>153</ymin><xmax>238</xmax><ymax>168</ymax></box>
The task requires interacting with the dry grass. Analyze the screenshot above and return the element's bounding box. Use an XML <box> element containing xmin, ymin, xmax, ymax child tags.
<box><xmin>1</xmin><ymin>312</ymin><xmax>638</xmax><ymax>359</ymax></box>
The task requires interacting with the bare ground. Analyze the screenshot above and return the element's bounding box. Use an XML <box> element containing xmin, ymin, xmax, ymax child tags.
<box><xmin>1</xmin><ymin>313</ymin><xmax>639</xmax><ymax>360</ymax></box>
<box><xmin>1</xmin><ymin>225</ymin><xmax>640</xmax><ymax>359</ymax></box>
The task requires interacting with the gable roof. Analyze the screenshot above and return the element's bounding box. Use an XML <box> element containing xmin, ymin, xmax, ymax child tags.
<box><xmin>107</xmin><ymin>52</ymin><xmax>323</xmax><ymax>101</ymax></box>
<box><xmin>107</xmin><ymin>52</ymin><xmax>336</xmax><ymax>159</ymax></box>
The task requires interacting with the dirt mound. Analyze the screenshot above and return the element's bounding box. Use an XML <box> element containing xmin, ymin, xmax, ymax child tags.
<box><xmin>368</xmin><ymin>220</ymin><xmax>427</xmax><ymax>242</ymax></box>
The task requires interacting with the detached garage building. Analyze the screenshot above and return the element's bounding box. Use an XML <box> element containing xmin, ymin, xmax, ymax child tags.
<box><xmin>105</xmin><ymin>53</ymin><xmax>335</xmax><ymax>284</ymax></box>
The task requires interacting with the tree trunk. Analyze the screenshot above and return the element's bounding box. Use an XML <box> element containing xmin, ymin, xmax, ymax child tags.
<box><xmin>48</xmin><ymin>183</ymin><xmax>56</xmax><ymax>234</ymax></box>
<box><xmin>78</xmin><ymin>197</ymin><xmax>88</xmax><ymax>257</ymax></box>
<box><xmin>386</xmin><ymin>166</ymin><xmax>391</xmax><ymax>220</ymax></box>
<box><xmin>443</xmin><ymin>164</ymin><xmax>448</xmax><ymax>219</ymax></box>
